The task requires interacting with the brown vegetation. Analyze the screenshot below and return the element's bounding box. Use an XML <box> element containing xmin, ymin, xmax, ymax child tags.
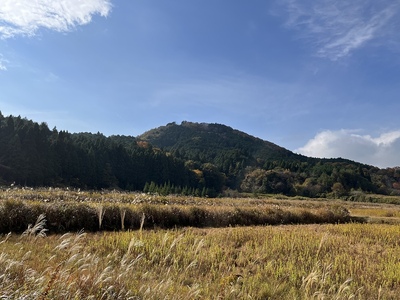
<box><xmin>0</xmin><ymin>188</ymin><xmax>352</xmax><ymax>234</ymax></box>
<box><xmin>1</xmin><ymin>221</ymin><xmax>400</xmax><ymax>299</ymax></box>
<box><xmin>1</xmin><ymin>188</ymin><xmax>400</xmax><ymax>298</ymax></box>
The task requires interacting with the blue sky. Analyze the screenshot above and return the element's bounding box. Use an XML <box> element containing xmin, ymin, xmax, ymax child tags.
<box><xmin>1</xmin><ymin>0</ymin><xmax>399</xmax><ymax>168</ymax></box>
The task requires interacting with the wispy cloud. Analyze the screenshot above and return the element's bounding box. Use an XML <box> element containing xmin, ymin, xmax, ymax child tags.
<box><xmin>296</xmin><ymin>129</ymin><xmax>400</xmax><ymax>168</ymax></box>
<box><xmin>0</xmin><ymin>0</ymin><xmax>112</xmax><ymax>39</ymax></box>
<box><xmin>0</xmin><ymin>54</ymin><xmax>8</xmax><ymax>70</ymax></box>
<box><xmin>0</xmin><ymin>0</ymin><xmax>112</xmax><ymax>70</ymax></box>
<box><xmin>277</xmin><ymin>0</ymin><xmax>400</xmax><ymax>60</ymax></box>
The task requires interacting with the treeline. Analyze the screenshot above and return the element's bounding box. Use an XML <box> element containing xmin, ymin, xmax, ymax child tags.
<box><xmin>1</xmin><ymin>114</ymin><xmax>400</xmax><ymax>197</ymax></box>
<box><xmin>143</xmin><ymin>181</ymin><xmax>212</xmax><ymax>197</ymax></box>
<box><xmin>0</xmin><ymin>113</ymin><xmax>203</xmax><ymax>192</ymax></box>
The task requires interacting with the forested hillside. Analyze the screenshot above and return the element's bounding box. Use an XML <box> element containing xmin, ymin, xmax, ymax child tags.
<box><xmin>1</xmin><ymin>113</ymin><xmax>399</xmax><ymax>197</ymax></box>
<box><xmin>0</xmin><ymin>113</ymin><xmax>199</xmax><ymax>192</ymax></box>
<box><xmin>139</xmin><ymin>121</ymin><xmax>400</xmax><ymax>197</ymax></box>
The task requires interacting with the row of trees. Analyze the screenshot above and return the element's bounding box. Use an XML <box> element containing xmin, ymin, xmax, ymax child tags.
<box><xmin>143</xmin><ymin>181</ymin><xmax>213</xmax><ymax>197</ymax></box>
<box><xmin>240</xmin><ymin>165</ymin><xmax>379</xmax><ymax>197</ymax></box>
<box><xmin>1</xmin><ymin>114</ymin><xmax>399</xmax><ymax>197</ymax></box>
<box><xmin>0</xmin><ymin>113</ymin><xmax>203</xmax><ymax>191</ymax></box>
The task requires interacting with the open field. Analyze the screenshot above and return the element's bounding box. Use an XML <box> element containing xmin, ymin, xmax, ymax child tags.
<box><xmin>1</xmin><ymin>188</ymin><xmax>400</xmax><ymax>299</ymax></box>
<box><xmin>1</xmin><ymin>224</ymin><xmax>400</xmax><ymax>299</ymax></box>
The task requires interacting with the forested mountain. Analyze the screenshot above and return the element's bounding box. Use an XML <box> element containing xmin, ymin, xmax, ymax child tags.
<box><xmin>139</xmin><ymin>121</ymin><xmax>400</xmax><ymax>197</ymax></box>
<box><xmin>1</xmin><ymin>113</ymin><xmax>400</xmax><ymax>197</ymax></box>
<box><xmin>139</xmin><ymin>121</ymin><xmax>298</xmax><ymax>166</ymax></box>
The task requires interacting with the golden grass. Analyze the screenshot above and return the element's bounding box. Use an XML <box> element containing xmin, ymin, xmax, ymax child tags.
<box><xmin>1</xmin><ymin>188</ymin><xmax>400</xmax><ymax>298</ymax></box>
<box><xmin>1</xmin><ymin>222</ymin><xmax>400</xmax><ymax>299</ymax></box>
<box><xmin>350</xmin><ymin>208</ymin><xmax>400</xmax><ymax>218</ymax></box>
<box><xmin>0</xmin><ymin>189</ymin><xmax>354</xmax><ymax>233</ymax></box>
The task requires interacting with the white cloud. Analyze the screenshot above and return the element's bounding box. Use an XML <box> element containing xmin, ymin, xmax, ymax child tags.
<box><xmin>277</xmin><ymin>0</ymin><xmax>400</xmax><ymax>60</ymax></box>
<box><xmin>0</xmin><ymin>54</ymin><xmax>7</xmax><ymax>70</ymax></box>
<box><xmin>0</xmin><ymin>0</ymin><xmax>112</xmax><ymax>71</ymax></box>
<box><xmin>296</xmin><ymin>129</ymin><xmax>400</xmax><ymax>168</ymax></box>
<box><xmin>0</xmin><ymin>0</ymin><xmax>112</xmax><ymax>39</ymax></box>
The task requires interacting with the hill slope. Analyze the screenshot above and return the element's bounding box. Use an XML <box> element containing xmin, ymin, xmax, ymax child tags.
<box><xmin>138</xmin><ymin>122</ymin><xmax>302</xmax><ymax>167</ymax></box>
<box><xmin>139</xmin><ymin>121</ymin><xmax>400</xmax><ymax>197</ymax></box>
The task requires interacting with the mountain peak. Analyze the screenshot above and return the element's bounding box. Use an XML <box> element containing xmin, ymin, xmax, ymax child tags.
<box><xmin>138</xmin><ymin>121</ymin><xmax>296</xmax><ymax>163</ymax></box>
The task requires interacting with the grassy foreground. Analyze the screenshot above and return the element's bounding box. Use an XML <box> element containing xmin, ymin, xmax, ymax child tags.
<box><xmin>1</xmin><ymin>188</ymin><xmax>400</xmax><ymax>299</ymax></box>
<box><xmin>1</xmin><ymin>223</ymin><xmax>400</xmax><ymax>299</ymax></box>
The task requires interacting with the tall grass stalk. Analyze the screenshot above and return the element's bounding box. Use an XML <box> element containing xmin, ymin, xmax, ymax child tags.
<box><xmin>120</xmin><ymin>208</ymin><xmax>126</xmax><ymax>231</ymax></box>
<box><xmin>302</xmin><ymin>262</ymin><xmax>358</xmax><ymax>299</ymax></box>
<box><xmin>96</xmin><ymin>205</ymin><xmax>106</xmax><ymax>230</ymax></box>
<box><xmin>139</xmin><ymin>213</ymin><xmax>145</xmax><ymax>240</ymax></box>
<box><xmin>22</xmin><ymin>213</ymin><xmax>48</xmax><ymax>238</ymax></box>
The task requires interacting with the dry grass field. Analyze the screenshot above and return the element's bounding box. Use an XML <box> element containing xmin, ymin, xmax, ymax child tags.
<box><xmin>1</xmin><ymin>188</ymin><xmax>400</xmax><ymax>299</ymax></box>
